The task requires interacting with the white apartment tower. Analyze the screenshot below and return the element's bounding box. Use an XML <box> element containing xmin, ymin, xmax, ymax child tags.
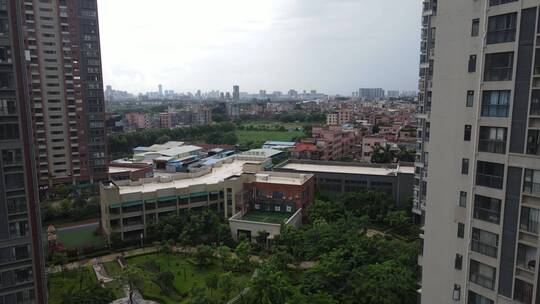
<box><xmin>416</xmin><ymin>0</ymin><xmax>540</xmax><ymax>303</ymax></box>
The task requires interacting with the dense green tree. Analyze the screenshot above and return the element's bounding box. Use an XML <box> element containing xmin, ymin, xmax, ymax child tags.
<box><xmin>218</xmin><ymin>272</ymin><xmax>235</xmax><ymax>301</ymax></box>
<box><xmin>346</xmin><ymin>261</ymin><xmax>417</xmax><ymax>304</ymax></box>
<box><xmin>371</xmin><ymin>144</ymin><xmax>395</xmax><ymax>163</ymax></box>
<box><xmin>205</xmin><ymin>273</ymin><xmax>219</xmax><ymax>297</ymax></box>
<box><xmin>195</xmin><ymin>245</ymin><xmax>214</xmax><ymax>267</ymax></box>
<box><xmin>244</xmin><ymin>267</ymin><xmax>295</xmax><ymax>304</ymax></box>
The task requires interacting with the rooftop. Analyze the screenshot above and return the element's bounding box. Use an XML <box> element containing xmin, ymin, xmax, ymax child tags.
<box><xmin>263</xmin><ymin>141</ymin><xmax>296</xmax><ymax>146</ymax></box>
<box><xmin>240</xmin><ymin>211</ymin><xmax>292</xmax><ymax>224</ymax></box>
<box><xmin>279</xmin><ymin>162</ymin><xmax>414</xmax><ymax>176</ymax></box>
<box><xmin>114</xmin><ymin>159</ymin><xmax>257</xmax><ymax>195</ymax></box>
<box><xmin>157</xmin><ymin>145</ymin><xmax>202</xmax><ymax>157</ymax></box>
<box><xmin>254</xmin><ymin>172</ymin><xmax>312</xmax><ymax>185</ymax></box>
<box><xmin>240</xmin><ymin>148</ymin><xmax>283</xmax><ymax>158</ymax></box>
<box><xmin>108</xmin><ymin>166</ymin><xmax>143</xmax><ymax>174</ymax></box>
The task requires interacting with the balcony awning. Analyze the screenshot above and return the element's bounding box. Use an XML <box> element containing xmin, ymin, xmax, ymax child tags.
<box><xmin>157</xmin><ymin>196</ymin><xmax>177</xmax><ymax>202</ymax></box>
<box><xmin>122</xmin><ymin>200</ymin><xmax>143</xmax><ymax>208</ymax></box>
<box><xmin>190</xmin><ymin>192</ymin><xmax>208</xmax><ymax>198</ymax></box>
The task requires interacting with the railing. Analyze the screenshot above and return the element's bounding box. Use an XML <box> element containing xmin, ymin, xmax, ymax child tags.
<box><xmin>469</xmin><ymin>273</ymin><xmax>495</xmax><ymax>290</ymax></box>
<box><xmin>478</xmin><ymin>140</ymin><xmax>506</xmax><ymax>154</ymax></box>
<box><xmin>476</xmin><ymin>174</ymin><xmax>504</xmax><ymax>189</ymax></box>
<box><xmin>487</xmin><ymin>29</ymin><xmax>516</xmax><ymax>44</ymax></box>
<box><xmin>473</xmin><ymin>207</ymin><xmax>500</xmax><ymax>224</ymax></box>
<box><xmin>481</xmin><ymin>104</ymin><xmax>509</xmax><ymax>117</ymax></box>
<box><xmin>523</xmin><ymin>182</ymin><xmax>540</xmax><ymax>196</ymax></box>
<box><xmin>484</xmin><ymin>67</ymin><xmax>513</xmax><ymax>82</ymax></box>
<box><xmin>471</xmin><ymin>240</ymin><xmax>498</xmax><ymax>258</ymax></box>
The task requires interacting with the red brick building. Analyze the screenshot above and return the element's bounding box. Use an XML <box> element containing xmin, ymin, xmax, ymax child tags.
<box><xmin>245</xmin><ymin>173</ymin><xmax>316</xmax><ymax>213</ymax></box>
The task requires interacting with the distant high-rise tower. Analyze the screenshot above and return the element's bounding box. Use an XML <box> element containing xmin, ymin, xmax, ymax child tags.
<box><xmin>22</xmin><ymin>0</ymin><xmax>108</xmax><ymax>187</ymax></box>
<box><xmin>233</xmin><ymin>85</ymin><xmax>240</xmax><ymax>101</ymax></box>
<box><xmin>158</xmin><ymin>84</ymin><xmax>163</xmax><ymax>97</ymax></box>
<box><xmin>416</xmin><ymin>1</ymin><xmax>540</xmax><ymax>304</ymax></box>
<box><xmin>0</xmin><ymin>1</ymin><xmax>47</xmax><ymax>302</ymax></box>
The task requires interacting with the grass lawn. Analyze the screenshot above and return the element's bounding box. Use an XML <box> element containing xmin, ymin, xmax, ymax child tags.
<box><xmin>236</xmin><ymin>130</ymin><xmax>304</xmax><ymax>145</ymax></box>
<box><xmin>241</xmin><ymin>211</ymin><xmax>292</xmax><ymax>224</ymax></box>
<box><xmin>48</xmin><ymin>266</ymin><xmax>98</xmax><ymax>304</ymax></box>
<box><xmin>107</xmin><ymin>253</ymin><xmax>252</xmax><ymax>304</ymax></box>
<box><xmin>56</xmin><ymin>223</ymin><xmax>106</xmax><ymax>251</ymax></box>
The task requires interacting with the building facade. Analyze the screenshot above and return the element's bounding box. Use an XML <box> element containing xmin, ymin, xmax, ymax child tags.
<box><xmin>274</xmin><ymin>160</ymin><xmax>414</xmax><ymax>206</ymax></box>
<box><xmin>0</xmin><ymin>1</ymin><xmax>46</xmax><ymax>302</ymax></box>
<box><xmin>358</xmin><ymin>88</ymin><xmax>385</xmax><ymax>100</ymax></box>
<box><xmin>23</xmin><ymin>0</ymin><xmax>107</xmax><ymax>187</ymax></box>
<box><xmin>417</xmin><ymin>1</ymin><xmax>540</xmax><ymax>303</ymax></box>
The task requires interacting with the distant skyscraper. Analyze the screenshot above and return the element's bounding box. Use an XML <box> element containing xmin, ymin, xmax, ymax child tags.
<box><xmin>0</xmin><ymin>1</ymin><xmax>47</xmax><ymax>303</ymax></box>
<box><xmin>358</xmin><ymin>88</ymin><xmax>385</xmax><ymax>100</ymax></box>
<box><xmin>225</xmin><ymin>92</ymin><xmax>231</xmax><ymax>100</ymax></box>
<box><xmin>387</xmin><ymin>90</ymin><xmax>400</xmax><ymax>98</ymax></box>
<box><xmin>158</xmin><ymin>84</ymin><xmax>163</xmax><ymax>97</ymax></box>
<box><xmin>288</xmin><ymin>89</ymin><xmax>298</xmax><ymax>98</ymax></box>
<box><xmin>233</xmin><ymin>85</ymin><xmax>240</xmax><ymax>101</ymax></box>
<box><xmin>22</xmin><ymin>0</ymin><xmax>108</xmax><ymax>187</ymax></box>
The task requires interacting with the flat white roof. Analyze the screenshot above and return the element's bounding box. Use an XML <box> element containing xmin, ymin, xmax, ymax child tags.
<box><xmin>117</xmin><ymin>160</ymin><xmax>255</xmax><ymax>195</ymax></box>
<box><xmin>108</xmin><ymin>167</ymin><xmax>142</xmax><ymax>174</ymax></box>
<box><xmin>255</xmin><ymin>173</ymin><xmax>310</xmax><ymax>186</ymax></box>
<box><xmin>280</xmin><ymin>163</ymin><xmax>414</xmax><ymax>176</ymax></box>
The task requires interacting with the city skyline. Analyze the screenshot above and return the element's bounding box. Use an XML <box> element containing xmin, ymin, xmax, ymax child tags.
<box><xmin>97</xmin><ymin>0</ymin><xmax>422</xmax><ymax>95</ymax></box>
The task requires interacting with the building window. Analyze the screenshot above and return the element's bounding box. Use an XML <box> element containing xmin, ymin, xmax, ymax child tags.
<box><xmin>473</xmin><ymin>195</ymin><xmax>501</xmax><ymax>224</ymax></box>
<box><xmin>468</xmin><ymin>55</ymin><xmax>477</xmax><ymax>73</ymax></box>
<box><xmin>520</xmin><ymin>207</ymin><xmax>540</xmax><ymax>234</ymax></box>
<box><xmin>514</xmin><ymin>279</ymin><xmax>533</xmax><ymax>304</ymax></box>
<box><xmin>530</xmin><ymin>89</ymin><xmax>540</xmax><ymax>115</ymax></box>
<box><xmin>476</xmin><ymin>161</ymin><xmax>504</xmax><ymax>189</ymax></box>
<box><xmin>527</xmin><ymin>130</ymin><xmax>540</xmax><ymax>156</ymax></box>
<box><xmin>459</xmin><ymin>191</ymin><xmax>467</xmax><ymax>207</ymax></box>
<box><xmin>464</xmin><ymin>125</ymin><xmax>472</xmax><ymax>141</ymax></box>
<box><xmin>272</xmin><ymin>192</ymin><xmax>284</xmax><ymax>200</ymax></box>
<box><xmin>484</xmin><ymin>52</ymin><xmax>514</xmax><ymax>81</ymax></box>
<box><xmin>457</xmin><ymin>223</ymin><xmax>465</xmax><ymax>238</ymax></box>
<box><xmin>471</xmin><ymin>228</ymin><xmax>498</xmax><ymax>258</ymax></box>
<box><xmin>481</xmin><ymin>90</ymin><xmax>510</xmax><ymax>117</ymax></box>
<box><xmin>487</xmin><ymin>13</ymin><xmax>517</xmax><ymax>44</ymax></box>
<box><xmin>274</xmin><ymin>205</ymin><xmax>281</xmax><ymax>212</ymax></box>
<box><xmin>469</xmin><ymin>260</ymin><xmax>496</xmax><ymax>290</ymax></box>
<box><xmin>455</xmin><ymin>254</ymin><xmax>463</xmax><ymax>270</ymax></box>
<box><xmin>461</xmin><ymin>158</ymin><xmax>469</xmax><ymax>175</ymax></box>
<box><xmin>516</xmin><ymin>244</ymin><xmax>537</xmax><ymax>271</ymax></box>
<box><xmin>479</xmin><ymin>127</ymin><xmax>507</xmax><ymax>154</ymax></box>
<box><xmin>471</xmin><ymin>19</ymin><xmax>480</xmax><ymax>37</ymax></box>
<box><xmin>286</xmin><ymin>205</ymin><xmax>292</xmax><ymax>212</ymax></box>
<box><xmin>524</xmin><ymin>169</ymin><xmax>540</xmax><ymax>196</ymax></box>
<box><xmin>468</xmin><ymin>291</ymin><xmax>494</xmax><ymax>304</ymax></box>
<box><xmin>466</xmin><ymin>91</ymin><xmax>475</xmax><ymax>107</ymax></box>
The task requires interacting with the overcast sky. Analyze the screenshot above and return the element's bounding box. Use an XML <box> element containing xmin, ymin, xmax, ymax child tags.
<box><xmin>97</xmin><ymin>0</ymin><xmax>422</xmax><ymax>95</ymax></box>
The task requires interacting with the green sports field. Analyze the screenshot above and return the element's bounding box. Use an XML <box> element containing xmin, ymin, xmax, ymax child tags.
<box><xmin>241</xmin><ymin>211</ymin><xmax>292</xmax><ymax>224</ymax></box>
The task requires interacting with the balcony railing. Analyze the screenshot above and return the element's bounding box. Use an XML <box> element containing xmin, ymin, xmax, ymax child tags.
<box><xmin>473</xmin><ymin>207</ymin><xmax>500</xmax><ymax>224</ymax></box>
<box><xmin>471</xmin><ymin>240</ymin><xmax>498</xmax><ymax>258</ymax></box>
<box><xmin>469</xmin><ymin>273</ymin><xmax>495</xmax><ymax>290</ymax></box>
<box><xmin>481</xmin><ymin>104</ymin><xmax>509</xmax><ymax>117</ymax></box>
<box><xmin>476</xmin><ymin>174</ymin><xmax>504</xmax><ymax>189</ymax></box>
<box><xmin>523</xmin><ymin>182</ymin><xmax>540</xmax><ymax>196</ymax></box>
<box><xmin>478</xmin><ymin>140</ymin><xmax>506</xmax><ymax>154</ymax></box>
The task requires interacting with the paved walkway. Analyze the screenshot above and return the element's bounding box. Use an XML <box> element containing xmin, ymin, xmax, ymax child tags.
<box><xmin>47</xmin><ymin>245</ymin><xmax>316</xmax><ymax>274</ymax></box>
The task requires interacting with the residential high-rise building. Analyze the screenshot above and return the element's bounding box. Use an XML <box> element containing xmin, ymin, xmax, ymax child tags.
<box><xmin>22</xmin><ymin>0</ymin><xmax>108</xmax><ymax>188</ymax></box>
<box><xmin>158</xmin><ymin>84</ymin><xmax>163</xmax><ymax>97</ymax></box>
<box><xmin>0</xmin><ymin>1</ymin><xmax>47</xmax><ymax>302</ymax></box>
<box><xmin>233</xmin><ymin>85</ymin><xmax>240</xmax><ymax>101</ymax></box>
<box><xmin>416</xmin><ymin>1</ymin><xmax>540</xmax><ymax>304</ymax></box>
